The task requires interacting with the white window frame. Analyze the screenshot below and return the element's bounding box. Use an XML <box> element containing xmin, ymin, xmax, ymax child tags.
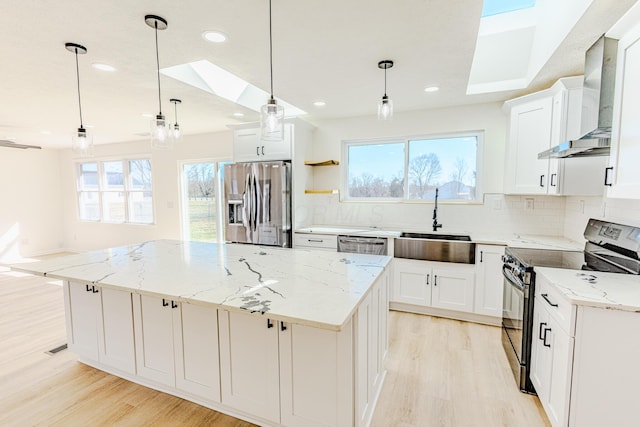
<box><xmin>341</xmin><ymin>130</ymin><xmax>484</xmax><ymax>203</ymax></box>
<box><xmin>75</xmin><ymin>155</ymin><xmax>155</xmax><ymax>224</ymax></box>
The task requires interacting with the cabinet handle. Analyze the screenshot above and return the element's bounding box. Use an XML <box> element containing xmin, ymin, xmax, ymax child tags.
<box><xmin>480</xmin><ymin>251</ymin><xmax>484</xmax><ymax>263</ymax></box>
<box><xmin>256</xmin><ymin>146</ymin><xmax>260</xmax><ymax>156</ymax></box>
<box><xmin>280</xmin><ymin>321</ymin><xmax>287</xmax><ymax>332</ymax></box>
<box><xmin>539</xmin><ymin>175</ymin><xmax>545</xmax><ymax>187</ymax></box>
<box><xmin>541</xmin><ymin>293</ymin><xmax>558</xmax><ymax>307</ymax></box>
<box><xmin>604</xmin><ymin>166</ymin><xmax>614</xmax><ymax>186</ymax></box>
<box><xmin>543</xmin><ymin>327</ymin><xmax>552</xmax><ymax>347</ymax></box>
<box><xmin>261</xmin><ymin>146</ymin><xmax>265</xmax><ymax>155</ymax></box>
<box><xmin>85</xmin><ymin>284</ymin><xmax>92</xmax><ymax>292</ymax></box>
<box><xmin>434</xmin><ymin>275</ymin><xmax>438</xmax><ymax>286</ymax></box>
<box><xmin>171</xmin><ymin>300</ymin><xmax>178</xmax><ymax>309</ymax></box>
<box><xmin>550</xmin><ymin>173</ymin><xmax>557</xmax><ymax>187</ymax></box>
<box><xmin>307</xmin><ymin>239</ymin><xmax>324</xmax><ymax>243</ymax></box>
<box><xmin>162</xmin><ymin>298</ymin><xmax>169</xmax><ymax>307</ymax></box>
<box><xmin>267</xmin><ymin>319</ymin><xmax>274</xmax><ymax>328</ymax></box>
<box><xmin>425</xmin><ymin>274</ymin><xmax>429</xmax><ymax>285</ymax></box>
<box><xmin>539</xmin><ymin>322</ymin><xmax>547</xmax><ymax>340</ymax></box>
<box><xmin>91</xmin><ymin>285</ymin><xmax>99</xmax><ymax>293</ymax></box>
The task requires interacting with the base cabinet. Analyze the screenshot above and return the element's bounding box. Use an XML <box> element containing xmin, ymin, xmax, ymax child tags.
<box><xmin>64</xmin><ymin>281</ymin><xmax>136</xmax><ymax>375</ymax></box>
<box><xmin>474</xmin><ymin>245</ymin><xmax>505</xmax><ymax>318</ymax></box>
<box><xmin>392</xmin><ymin>258</ymin><xmax>475</xmax><ymax>313</ymax></box>
<box><xmin>133</xmin><ymin>295</ymin><xmax>221</xmax><ymax>403</ymax></box>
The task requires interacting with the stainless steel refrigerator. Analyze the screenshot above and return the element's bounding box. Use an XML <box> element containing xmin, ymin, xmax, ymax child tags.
<box><xmin>224</xmin><ymin>161</ymin><xmax>291</xmax><ymax>247</ymax></box>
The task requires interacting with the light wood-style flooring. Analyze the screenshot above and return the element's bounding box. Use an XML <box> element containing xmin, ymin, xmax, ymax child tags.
<box><xmin>0</xmin><ymin>261</ymin><xmax>549</xmax><ymax>427</ymax></box>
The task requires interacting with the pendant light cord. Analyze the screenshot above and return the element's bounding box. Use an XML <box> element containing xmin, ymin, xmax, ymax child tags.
<box><xmin>155</xmin><ymin>22</ymin><xmax>162</xmax><ymax>115</ymax></box>
<box><xmin>384</xmin><ymin>67</ymin><xmax>387</xmax><ymax>97</ymax></box>
<box><xmin>174</xmin><ymin>101</ymin><xmax>179</xmax><ymax>124</ymax></box>
<box><xmin>74</xmin><ymin>48</ymin><xmax>84</xmax><ymax>128</ymax></box>
<box><xmin>269</xmin><ymin>0</ymin><xmax>274</xmax><ymax>100</ymax></box>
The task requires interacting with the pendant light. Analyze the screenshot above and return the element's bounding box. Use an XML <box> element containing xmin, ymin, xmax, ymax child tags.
<box><xmin>65</xmin><ymin>42</ymin><xmax>93</xmax><ymax>157</ymax></box>
<box><xmin>260</xmin><ymin>0</ymin><xmax>284</xmax><ymax>142</ymax></box>
<box><xmin>169</xmin><ymin>98</ymin><xmax>183</xmax><ymax>143</ymax></box>
<box><xmin>145</xmin><ymin>14</ymin><xmax>171</xmax><ymax>149</ymax></box>
<box><xmin>377</xmin><ymin>60</ymin><xmax>394</xmax><ymax>120</ymax></box>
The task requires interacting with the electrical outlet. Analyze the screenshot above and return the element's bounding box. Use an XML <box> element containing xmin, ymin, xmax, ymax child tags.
<box><xmin>492</xmin><ymin>199</ymin><xmax>502</xmax><ymax>210</ymax></box>
<box><xmin>525</xmin><ymin>198</ymin><xmax>534</xmax><ymax>211</ymax></box>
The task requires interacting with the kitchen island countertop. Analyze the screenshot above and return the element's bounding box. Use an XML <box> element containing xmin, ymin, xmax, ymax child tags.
<box><xmin>10</xmin><ymin>239</ymin><xmax>391</xmax><ymax>331</ymax></box>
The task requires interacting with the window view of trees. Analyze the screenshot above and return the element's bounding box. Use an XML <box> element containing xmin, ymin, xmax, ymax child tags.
<box><xmin>346</xmin><ymin>135</ymin><xmax>478</xmax><ymax>201</ymax></box>
<box><xmin>183</xmin><ymin>163</ymin><xmax>217</xmax><ymax>242</ymax></box>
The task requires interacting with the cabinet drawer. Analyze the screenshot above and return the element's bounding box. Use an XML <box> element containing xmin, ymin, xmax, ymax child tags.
<box><xmin>294</xmin><ymin>233</ymin><xmax>337</xmax><ymax>250</ymax></box>
<box><xmin>536</xmin><ymin>274</ymin><xmax>575</xmax><ymax>336</ymax></box>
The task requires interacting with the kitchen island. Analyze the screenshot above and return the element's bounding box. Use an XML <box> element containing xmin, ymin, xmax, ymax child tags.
<box><xmin>11</xmin><ymin>240</ymin><xmax>391</xmax><ymax>427</ymax></box>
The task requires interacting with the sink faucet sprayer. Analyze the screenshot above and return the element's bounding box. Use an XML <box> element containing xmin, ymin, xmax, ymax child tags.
<box><xmin>432</xmin><ymin>188</ymin><xmax>442</xmax><ymax>232</ymax></box>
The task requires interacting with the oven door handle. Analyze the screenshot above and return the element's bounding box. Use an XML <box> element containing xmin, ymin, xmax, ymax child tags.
<box><xmin>502</xmin><ymin>265</ymin><xmax>526</xmax><ymax>292</ymax></box>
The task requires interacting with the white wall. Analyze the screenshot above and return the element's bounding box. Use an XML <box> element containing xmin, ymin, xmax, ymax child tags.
<box><xmin>60</xmin><ymin>131</ymin><xmax>232</xmax><ymax>252</ymax></box>
<box><xmin>0</xmin><ymin>148</ymin><xmax>63</xmax><ymax>261</ymax></box>
<box><xmin>296</xmin><ymin>102</ymin><xmax>566</xmax><ymax>235</ymax></box>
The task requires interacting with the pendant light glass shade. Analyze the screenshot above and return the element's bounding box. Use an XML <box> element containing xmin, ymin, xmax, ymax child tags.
<box><xmin>377</xmin><ymin>60</ymin><xmax>394</xmax><ymax>120</ymax></box>
<box><xmin>72</xmin><ymin>127</ymin><xmax>93</xmax><ymax>157</ymax></box>
<box><xmin>145</xmin><ymin>14</ymin><xmax>172</xmax><ymax>149</ymax></box>
<box><xmin>261</xmin><ymin>97</ymin><xmax>284</xmax><ymax>141</ymax></box>
<box><xmin>65</xmin><ymin>42</ymin><xmax>94</xmax><ymax>157</ymax></box>
<box><xmin>260</xmin><ymin>0</ymin><xmax>284</xmax><ymax>142</ymax></box>
<box><xmin>170</xmin><ymin>98</ymin><xmax>183</xmax><ymax>144</ymax></box>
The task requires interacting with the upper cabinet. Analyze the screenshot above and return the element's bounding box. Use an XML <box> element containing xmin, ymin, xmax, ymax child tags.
<box><xmin>503</xmin><ymin>77</ymin><xmax>606</xmax><ymax>196</ymax></box>
<box><xmin>607</xmin><ymin>21</ymin><xmax>640</xmax><ymax>199</ymax></box>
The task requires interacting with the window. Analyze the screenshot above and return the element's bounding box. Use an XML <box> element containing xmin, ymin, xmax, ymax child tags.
<box><xmin>343</xmin><ymin>132</ymin><xmax>481</xmax><ymax>202</ymax></box>
<box><xmin>77</xmin><ymin>158</ymin><xmax>154</xmax><ymax>224</ymax></box>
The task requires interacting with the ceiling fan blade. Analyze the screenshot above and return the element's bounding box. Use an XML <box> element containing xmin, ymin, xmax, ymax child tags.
<box><xmin>0</xmin><ymin>140</ymin><xmax>42</xmax><ymax>150</ymax></box>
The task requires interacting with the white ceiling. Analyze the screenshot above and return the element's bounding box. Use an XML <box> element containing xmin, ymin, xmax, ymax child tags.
<box><xmin>0</xmin><ymin>0</ymin><xmax>636</xmax><ymax>149</ymax></box>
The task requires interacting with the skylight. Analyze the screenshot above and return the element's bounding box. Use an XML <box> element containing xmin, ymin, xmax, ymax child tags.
<box><xmin>161</xmin><ymin>60</ymin><xmax>306</xmax><ymax>117</ymax></box>
<box><xmin>481</xmin><ymin>0</ymin><xmax>536</xmax><ymax>18</ymax></box>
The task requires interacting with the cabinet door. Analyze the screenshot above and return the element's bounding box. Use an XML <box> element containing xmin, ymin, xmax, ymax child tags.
<box><xmin>391</xmin><ymin>259</ymin><xmax>430</xmax><ymax>306</ymax></box>
<box><xmin>431</xmin><ymin>266</ymin><xmax>475</xmax><ymax>313</ymax></box>
<box><xmin>233</xmin><ymin>128</ymin><xmax>261</xmax><ymax>162</ymax></box>
<box><xmin>279</xmin><ymin>320</ymin><xmax>353</xmax><ymax>427</ymax></box>
<box><xmin>261</xmin><ymin>123</ymin><xmax>292</xmax><ymax>161</ymax></box>
<box><xmin>67</xmin><ymin>281</ymin><xmax>99</xmax><ymax>361</ymax></box>
<box><xmin>474</xmin><ymin>245</ymin><xmax>505</xmax><ymax>317</ymax></box>
<box><xmin>529</xmin><ymin>300</ymin><xmax>550</xmax><ymax>397</ymax></box>
<box><xmin>545</xmin><ymin>316</ymin><xmax>573</xmax><ymax>427</ymax></box>
<box><xmin>505</xmin><ymin>97</ymin><xmax>553</xmax><ymax>194</ymax></box>
<box><xmin>133</xmin><ymin>294</ymin><xmax>176</xmax><ymax>386</ymax></box>
<box><xmin>218</xmin><ymin>310</ymin><xmax>280</xmax><ymax>423</ymax></box>
<box><xmin>607</xmin><ymin>23</ymin><xmax>640</xmax><ymax>199</ymax></box>
<box><xmin>98</xmin><ymin>287</ymin><xmax>135</xmax><ymax>374</ymax></box>
<box><xmin>174</xmin><ymin>303</ymin><xmax>221</xmax><ymax>402</ymax></box>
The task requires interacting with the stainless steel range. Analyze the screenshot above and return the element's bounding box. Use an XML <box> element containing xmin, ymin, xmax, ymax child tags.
<box><xmin>501</xmin><ymin>219</ymin><xmax>640</xmax><ymax>394</ymax></box>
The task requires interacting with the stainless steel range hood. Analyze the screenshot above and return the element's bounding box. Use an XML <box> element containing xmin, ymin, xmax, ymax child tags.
<box><xmin>539</xmin><ymin>36</ymin><xmax>618</xmax><ymax>159</ymax></box>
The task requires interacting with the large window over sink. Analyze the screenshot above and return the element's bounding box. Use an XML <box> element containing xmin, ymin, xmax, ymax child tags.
<box><xmin>76</xmin><ymin>158</ymin><xmax>154</xmax><ymax>224</ymax></box>
<box><xmin>342</xmin><ymin>131</ymin><xmax>482</xmax><ymax>202</ymax></box>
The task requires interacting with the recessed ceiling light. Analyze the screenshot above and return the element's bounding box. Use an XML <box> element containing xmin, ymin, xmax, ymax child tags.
<box><xmin>232</xmin><ymin>112</ymin><xmax>245</xmax><ymax>117</ymax></box>
<box><xmin>202</xmin><ymin>31</ymin><xmax>227</xmax><ymax>43</ymax></box>
<box><xmin>84</xmin><ymin>124</ymin><xmax>95</xmax><ymax>128</ymax></box>
<box><xmin>92</xmin><ymin>63</ymin><xmax>116</xmax><ymax>72</ymax></box>
<box><xmin>424</xmin><ymin>86</ymin><xmax>440</xmax><ymax>93</ymax></box>
<box><xmin>142</xmin><ymin>113</ymin><xmax>154</xmax><ymax>118</ymax></box>
<box><xmin>313</xmin><ymin>101</ymin><xmax>326</xmax><ymax>107</ymax></box>
<box><xmin>40</xmin><ymin>130</ymin><xmax>51</xmax><ymax>135</ymax></box>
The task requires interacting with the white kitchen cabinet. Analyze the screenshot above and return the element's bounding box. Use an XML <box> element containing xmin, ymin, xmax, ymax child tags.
<box><xmin>64</xmin><ymin>281</ymin><xmax>136</xmax><ymax>375</ymax></box>
<box><xmin>133</xmin><ymin>295</ymin><xmax>221</xmax><ymax>403</ymax></box>
<box><xmin>232</xmin><ymin>124</ymin><xmax>293</xmax><ymax>162</ymax></box>
<box><xmin>530</xmin><ymin>275</ymin><xmax>575</xmax><ymax>427</ymax></box>
<box><xmin>392</xmin><ymin>258</ymin><xmax>475</xmax><ymax>313</ymax></box>
<box><xmin>504</xmin><ymin>76</ymin><xmax>605</xmax><ymax>196</ymax></box>
<box><xmin>293</xmin><ymin>232</ymin><xmax>337</xmax><ymax>251</ymax></box>
<box><xmin>474</xmin><ymin>244</ymin><xmax>505</xmax><ymax>318</ymax></box>
<box><xmin>607</xmin><ymin>21</ymin><xmax>640</xmax><ymax>198</ymax></box>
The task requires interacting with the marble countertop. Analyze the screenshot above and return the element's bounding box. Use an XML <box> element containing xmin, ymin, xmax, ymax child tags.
<box><xmin>10</xmin><ymin>240</ymin><xmax>391</xmax><ymax>331</ymax></box>
<box><xmin>535</xmin><ymin>267</ymin><xmax>640</xmax><ymax>312</ymax></box>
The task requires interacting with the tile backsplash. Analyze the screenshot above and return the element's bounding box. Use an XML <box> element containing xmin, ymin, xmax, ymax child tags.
<box><xmin>564</xmin><ymin>196</ymin><xmax>640</xmax><ymax>242</ymax></box>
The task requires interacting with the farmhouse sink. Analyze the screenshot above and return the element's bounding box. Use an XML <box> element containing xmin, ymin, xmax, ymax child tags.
<box><xmin>395</xmin><ymin>232</ymin><xmax>475</xmax><ymax>264</ymax></box>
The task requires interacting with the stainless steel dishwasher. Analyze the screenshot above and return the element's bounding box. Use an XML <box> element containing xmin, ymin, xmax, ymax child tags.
<box><xmin>337</xmin><ymin>235</ymin><xmax>388</xmax><ymax>255</ymax></box>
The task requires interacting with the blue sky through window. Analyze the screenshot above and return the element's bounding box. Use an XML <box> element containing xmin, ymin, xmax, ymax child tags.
<box><xmin>481</xmin><ymin>0</ymin><xmax>536</xmax><ymax>17</ymax></box>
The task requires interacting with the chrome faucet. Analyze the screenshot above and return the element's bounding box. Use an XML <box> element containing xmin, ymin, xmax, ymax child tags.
<box><xmin>432</xmin><ymin>188</ymin><xmax>442</xmax><ymax>232</ymax></box>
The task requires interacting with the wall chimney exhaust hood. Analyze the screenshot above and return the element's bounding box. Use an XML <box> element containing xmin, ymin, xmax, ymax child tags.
<box><xmin>538</xmin><ymin>35</ymin><xmax>618</xmax><ymax>159</ymax></box>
